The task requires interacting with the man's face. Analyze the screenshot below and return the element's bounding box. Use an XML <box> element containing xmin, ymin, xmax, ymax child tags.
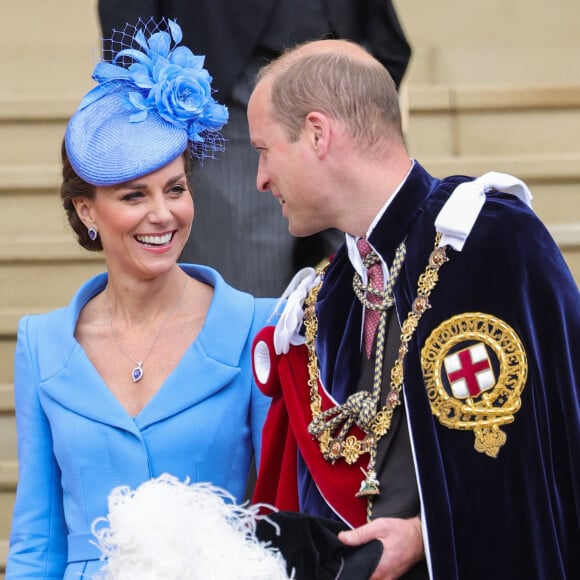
<box><xmin>247</xmin><ymin>81</ymin><xmax>331</xmax><ymax>237</ymax></box>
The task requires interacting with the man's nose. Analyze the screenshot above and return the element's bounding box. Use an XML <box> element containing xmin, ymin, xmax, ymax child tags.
<box><xmin>256</xmin><ymin>160</ymin><xmax>270</xmax><ymax>192</ymax></box>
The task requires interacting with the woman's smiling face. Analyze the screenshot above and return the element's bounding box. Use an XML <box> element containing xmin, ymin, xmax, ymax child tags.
<box><xmin>75</xmin><ymin>155</ymin><xmax>194</xmax><ymax>279</ymax></box>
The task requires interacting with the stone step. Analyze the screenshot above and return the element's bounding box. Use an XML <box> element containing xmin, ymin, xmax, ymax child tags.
<box><xmin>0</xmin><ymin>260</ymin><xmax>105</xmax><ymax>317</ymax></box>
<box><xmin>0</xmin><ymin>385</ymin><xmax>13</xmax><ymax>414</ymax></box>
<box><xmin>0</xmin><ymin>461</ymin><xmax>17</xmax><ymax>575</ymax></box>
<box><xmin>0</xmin><ymin>423</ymin><xmax>16</xmax><ymax>466</ymax></box>
<box><xmin>0</xmin><ymin>117</ymin><xmax>68</xmax><ymax>169</ymax></box>
<box><xmin>0</xmin><ymin>342</ymin><xmax>14</xmax><ymax>387</ymax></box>
<box><xmin>1</xmin><ymin>0</ymin><xmax>99</xmax><ymax>103</ymax></box>
<box><xmin>0</xmin><ymin>461</ymin><xmax>17</xmax><ymax>491</ymax></box>
<box><xmin>0</xmin><ymin>388</ymin><xmax>20</xmax><ymax>572</ymax></box>
<box><xmin>0</xmin><ymin>385</ymin><xmax>20</xmax><ymax>573</ymax></box>
<box><xmin>0</xmin><ymin>386</ymin><xmax>17</xmax><ymax>469</ymax></box>
<box><xmin>406</xmin><ymin>84</ymin><xmax>580</xmax><ymax>157</ymax></box>
<box><xmin>396</xmin><ymin>0</ymin><xmax>579</xmax><ymax>86</ymax></box>
<box><xmin>0</xmin><ymin>538</ymin><xmax>6</xmax><ymax>577</ymax></box>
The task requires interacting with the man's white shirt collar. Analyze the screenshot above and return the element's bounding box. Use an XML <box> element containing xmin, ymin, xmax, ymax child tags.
<box><xmin>346</xmin><ymin>159</ymin><xmax>415</xmax><ymax>283</ymax></box>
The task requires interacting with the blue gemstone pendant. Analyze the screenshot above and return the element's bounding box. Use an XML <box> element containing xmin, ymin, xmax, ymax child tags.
<box><xmin>132</xmin><ymin>362</ymin><xmax>144</xmax><ymax>383</ymax></box>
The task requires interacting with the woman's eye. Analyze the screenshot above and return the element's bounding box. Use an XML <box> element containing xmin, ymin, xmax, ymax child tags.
<box><xmin>121</xmin><ymin>191</ymin><xmax>144</xmax><ymax>202</ymax></box>
<box><xmin>169</xmin><ymin>184</ymin><xmax>187</xmax><ymax>195</ymax></box>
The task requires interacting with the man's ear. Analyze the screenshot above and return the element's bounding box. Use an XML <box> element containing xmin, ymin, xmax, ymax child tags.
<box><xmin>304</xmin><ymin>111</ymin><xmax>331</xmax><ymax>158</ymax></box>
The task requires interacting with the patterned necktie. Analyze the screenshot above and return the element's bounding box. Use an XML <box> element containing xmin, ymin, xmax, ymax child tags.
<box><xmin>356</xmin><ymin>237</ymin><xmax>384</xmax><ymax>358</ymax></box>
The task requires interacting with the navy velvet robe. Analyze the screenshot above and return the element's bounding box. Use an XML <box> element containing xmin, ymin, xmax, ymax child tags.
<box><xmin>307</xmin><ymin>162</ymin><xmax>580</xmax><ymax>578</ymax></box>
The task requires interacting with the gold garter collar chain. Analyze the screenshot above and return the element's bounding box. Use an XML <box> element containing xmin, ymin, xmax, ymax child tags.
<box><xmin>304</xmin><ymin>233</ymin><xmax>449</xmax><ymax>509</ymax></box>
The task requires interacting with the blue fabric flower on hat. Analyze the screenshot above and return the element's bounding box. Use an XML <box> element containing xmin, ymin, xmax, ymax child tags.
<box><xmin>79</xmin><ymin>19</ymin><xmax>228</xmax><ymax>145</ymax></box>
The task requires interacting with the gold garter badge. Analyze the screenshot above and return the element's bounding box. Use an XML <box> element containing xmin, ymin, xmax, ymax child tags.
<box><xmin>421</xmin><ymin>313</ymin><xmax>527</xmax><ymax>458</ymax></box>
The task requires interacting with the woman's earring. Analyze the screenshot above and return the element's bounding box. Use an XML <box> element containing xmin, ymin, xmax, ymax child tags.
<box><xmin>88</xmin><ymin>226</ymin><xmax>98</xmax><ymax>242</ymax></box>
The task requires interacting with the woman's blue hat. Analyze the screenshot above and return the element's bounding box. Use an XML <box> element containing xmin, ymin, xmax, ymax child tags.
<box><xmin>65</xmin><ymin>18</ymin><xmax>229</xmax><ymax>186</ymax></box>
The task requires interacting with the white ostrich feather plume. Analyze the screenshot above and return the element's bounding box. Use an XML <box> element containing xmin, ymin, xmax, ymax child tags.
<box><xmin>91</xmin><ymin>473</ymin><xmax>291</xmax><ymax>580</ymax></box>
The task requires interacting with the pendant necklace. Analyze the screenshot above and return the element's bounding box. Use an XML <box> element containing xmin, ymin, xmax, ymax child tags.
<box><xmin>105</xmin><ymin>276</ymin><xmax>188</xmax><ymax>383</ymax></box>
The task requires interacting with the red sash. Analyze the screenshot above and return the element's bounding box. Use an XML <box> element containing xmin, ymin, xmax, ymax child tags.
<box><xmin>252</xmin><ymin>326</ymin><xmax>368</xmax><ymax>528</ymax></box>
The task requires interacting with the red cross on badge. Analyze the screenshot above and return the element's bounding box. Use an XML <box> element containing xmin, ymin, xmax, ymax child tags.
<box><xmin>444</xmin><ymin>343</ymin><xmax>495</xmax><ymax>399</ymax></box>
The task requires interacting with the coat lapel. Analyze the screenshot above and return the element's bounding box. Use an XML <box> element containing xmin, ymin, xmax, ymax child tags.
<box><xmin>37</xmin><ymin>265</ymin><xmax>256</xmax><ymax>433</ymax></box>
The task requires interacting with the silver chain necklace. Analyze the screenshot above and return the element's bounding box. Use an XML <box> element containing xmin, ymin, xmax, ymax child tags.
<box><xmin>105</xmin><ymin>277</ymin><xmax>188</xmax><ymax>383</ymax></box>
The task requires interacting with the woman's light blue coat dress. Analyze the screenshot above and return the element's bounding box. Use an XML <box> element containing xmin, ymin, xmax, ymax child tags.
<box><xmin>7</xmin><ymin>265</ymin><xmax>278</xmax><ymax>579</ymax></box>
